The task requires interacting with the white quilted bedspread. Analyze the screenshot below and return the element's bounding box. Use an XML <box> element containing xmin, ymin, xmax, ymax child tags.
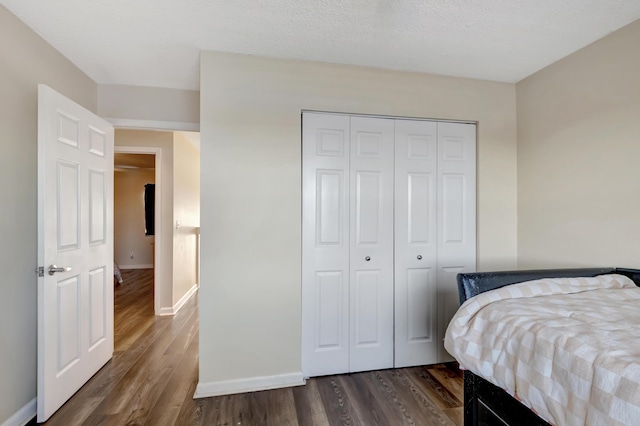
<box><xmin>444</xmin><ymin>274</ymin><xmax>640</xmax><ymax>426</ymax></box>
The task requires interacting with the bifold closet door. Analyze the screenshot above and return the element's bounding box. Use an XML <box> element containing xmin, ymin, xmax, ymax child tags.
<box><xmin>301</xmin><ymin>113</ymin><xmax>350</xmax><ymax>377</ymax></box>
<box><xmin>436</xmin><ymin>122</ymin><xmax>476</xmax><ymax>361</ymax></box>
<box><xmin>395</xmin><ymin>120</ymin><xmax>476</xmax><ymax>367</ymax></box>
<box><xmin>394</xmin><ymin>119</ymin><xmax>439</xmax><ymax>368</ymax></box>
<box><xmin>302</xmin><ymin>113</ymin><xmax>395</xmax><ymax>377</ymax></box>
<box><xmin>302</xmin><ymin>112</ymin><xmax>475</xmax><ymax>375</ymax></box>
<box><xmin>348</xmin><ymin>116</ymin><xmax>394</xmax><ymax>373</ymax></box>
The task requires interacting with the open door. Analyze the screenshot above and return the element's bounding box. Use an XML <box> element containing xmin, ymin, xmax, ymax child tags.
<box><xmin>37</xmin><ymin>85</ymin><xmax>114</xmax><ymax>421</ymax></box>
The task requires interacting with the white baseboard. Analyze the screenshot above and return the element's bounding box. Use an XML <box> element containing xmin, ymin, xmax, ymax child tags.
<box><xmin>1</xmin><ymin>398</ymin><xmax>36</xmax><ymax>426</ymax></box>
<box><xmin>157</xmin><ymin>306</ymin><xmax>174</xmax><ymax>316</ymax></box>
<box><xmin>194</xmin><ymin>372</ymin><xmax>305</xmax><ymax>398</ymax></box>
<box><xmin>156</xmin><ymin>284</ymin><xmax>198</xmax><ymax>316</ymax></box>
<box><xmin>119</xmin><ymin>264</ymin><xmax>153</xmax><ymax>270</ymax></box>
<box><xmin>173</xmin><ymin>284</ymin><xmax>198</xmax><ymax>314</ymax></box>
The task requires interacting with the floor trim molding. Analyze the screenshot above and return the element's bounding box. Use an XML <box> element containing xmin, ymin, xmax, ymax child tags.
<box><xmin>119</xmin><ymin>264</ymin><xmax>153</xmax><ymax>270</ymax></box>
<box><xmin>1</xmin><ymin>398</ymin><xmax>36</xmax><ymax>426</ymax></box>
<box><xmin>194</xmin><ymin>372</ymin><xmax>305</xmax><ymax>398</ymax></box>
<box><xmin>157</xmin><ymin>284</ymin><xmax>198</xmax><ymax>316</ymax></box>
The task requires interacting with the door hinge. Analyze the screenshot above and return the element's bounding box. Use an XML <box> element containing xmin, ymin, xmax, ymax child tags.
<box><xmin>35</xmin><ymin>266</ymin><xmax>44</xmax><ymax>277</ymax></box>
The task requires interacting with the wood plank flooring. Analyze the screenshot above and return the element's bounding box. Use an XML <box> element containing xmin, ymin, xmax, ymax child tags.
<box><xmin>41</xmin><ymin>269</ymin><xmax>463</xmax><ymax>425</ymax></box>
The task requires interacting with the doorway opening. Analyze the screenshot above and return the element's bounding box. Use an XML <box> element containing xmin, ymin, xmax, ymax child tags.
<box><xmin>113</xmin><ymin>130</ymin><xmax>201</xmax><ymax>318</ymax></box>
<box><xmin>114</xmin><ymin>148</ymin><xmax>162</xmax><ymax>314</ymax></box>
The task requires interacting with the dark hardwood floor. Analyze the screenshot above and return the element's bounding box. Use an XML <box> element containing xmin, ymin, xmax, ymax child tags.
<box><xmin>42</xmin><ymin>269</ymin><xmax>463</xmax><ymax>426</ymax></box>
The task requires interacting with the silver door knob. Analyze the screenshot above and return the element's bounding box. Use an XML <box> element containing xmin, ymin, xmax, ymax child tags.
<box><xmin>48</xmin><ymin>264</ymin><xmax>71</xmax><ymax>275</ymax></box>
<box><xmin>417</xmin><ymin>255</ymin><xmax>422</xmax><ymax>260</ymax></box>
<box><xmin>365</xmin><ymin>256</ymin><xmax>371</xmax><ymax>261</ymax></box>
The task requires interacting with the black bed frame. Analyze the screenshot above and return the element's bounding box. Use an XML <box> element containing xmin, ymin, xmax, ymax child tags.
<box><xmin>456</xmin><ymin>267</ymin><xmax>640</xmax><ymax>426</ymax></box>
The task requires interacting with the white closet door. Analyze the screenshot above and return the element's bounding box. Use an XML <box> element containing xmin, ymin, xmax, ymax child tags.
<box><xmin>349</xmin><ymin>116</ymin><xmax>394</xmax><ymax>373</ymax></box>
<box><xmin>436</xmin><ymin>122</ymin><xmax>476</xmax><ymax>361</ymax></box>
<box><xmin>302</xmin><ymin>113</ymin><xmax>351</xmax><ymax>377</ymax></box>
<box><xmin>394</xmin><ymin>119</ymin><xmax>439</xmax><ymax>368</ymax></box>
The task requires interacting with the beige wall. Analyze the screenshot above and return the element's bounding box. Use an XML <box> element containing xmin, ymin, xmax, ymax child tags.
<box><xmin>98</xmin><ymin>84</ymin><xmax>200</xmax><ymax>127</ymax></box>
<box><xmin>199</xmin><ymin>51</ymin><xmax>518</xmax><ymax>386</ymax></box>
<box><xmin>517</xmin><ymin>19</ymin><xmax>640</xmax><ymax>269</ymax></box>
<box><xmin>115</xmin><ymin>130</ymin><xmax>174</xmax><ymax>309</ymax></box>
<box><xmin>172</xmin><ymin>133</ymin><xmax>201</xmax><ymax>304</ymax></box>
<box><xmin>114</xmin><ymin>168</ymin><xmax>156</xmax><ymax>268</ymax></box>
<box><xmin>0</xmin><ymin>5</ymin><xmax>98</xmax><ymax>424</ymax></box>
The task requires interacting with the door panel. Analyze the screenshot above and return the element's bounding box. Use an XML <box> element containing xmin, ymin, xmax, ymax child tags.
<box><xmin>394</xmin><ymin>119</ymin><xmax>439</xmax><ymax>367</ymax></box>
<box><xmin>442</xmin><ymin>173</ymin><xmax>466</xmax><ymax>244</ymax></box>
<box><xmin>439</xmin><ymin>265</ymin><xmax>465</xmax><ymax>360</ymax></box>
<box><xmin>315</xmin><ymin>271</ymin><xmax>344</xmax><ymax>349</ymax></box>
<box><xmin>302</xmin><ymin>113</ymin><xmax>350</xmax><ymax>376</ymax></box>
<box><xmin>349</xmin><ymin>116</ymin><xmax>394</xmax><ymax>373</ymax></box>
<box><xmin>408</xmin><ymin>173</ymin><xmax>433</xmax><ymax>244</ymax></box>
<box><xmin>353</xmin><ymin>270</ymin><xmax>380</xmax><ymax>346</ymax></box>
<box><xmin>89</xmin><ymin>170</ymin><xmax>107</xmax><ymax>244</ymax></box>
<box><xmin>437</xmin><ymin>122</ymin><xmax>476</xmax><ymax>362</ymax></box>
<box><xmin>316</xmin><ymin>170</ymin><xmax>344</xmax><ymax>246</ymax></box>
<box><xmin>407</xmin><ymin>268</ymin><xmax>436</xmax><ymax>342</ymax></box>
<box><xmin>355</xmin><ymin>171</ymin><xmax>382</xmax><ymax>245</ymax></box>
<box><xmin>57</xmin><ymin>276</ymin><xmax>81</xmax><ymax>371</ymax></box>
<box><xmin>57</xmin><ymin>161</ymin><xmax>81</xmax><ymax>249</ymax></box>
<box><xmin>88</xmin><ymin>126</ymin><xmax>107</xmax><ymax>156</ymax></box>
<box><xmin>89</xmin><ymin>267</ymin><xmax>107</xmax><ymax>349</ymax></box>
<box><xmin>38</xmin><ymin>85</ymin><xmax>114</xmax><ymax>421</ymax></box>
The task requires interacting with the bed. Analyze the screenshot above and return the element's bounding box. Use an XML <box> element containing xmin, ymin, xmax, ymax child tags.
<box><xmin>444</xmin><ymin>267</ymin><xmax>640</xmax><ymax>426</ymax></box>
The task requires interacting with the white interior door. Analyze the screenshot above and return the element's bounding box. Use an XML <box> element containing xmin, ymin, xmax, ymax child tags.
<box><xmin>301</xmin><ymin>113</ymin><xmax>351</xmax><ymax>377</ymax></box>
<box><xmin>394</xmin><ymin>119</ymin><xmax>439</xmax><ymax>368</ymax></box>
<box><xmin>37</xmin><ymin>85</ymin><xmax>114</xmax><ymax>421</ymax></box>
<box><xmin>436</xmin><ymin>122</ymin><xmax>476</xmax><ymax>361</ymax></box>
<box><xmin>349</xmin><ymin>116</ymin><xmax>394</xmax><ymax>373</ymax></box>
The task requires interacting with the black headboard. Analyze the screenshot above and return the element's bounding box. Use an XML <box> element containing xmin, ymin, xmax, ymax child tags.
<box><xmin>456</xmin><ymin>267</ymin><xmax>630</xmax><ymax>304</ymax></box>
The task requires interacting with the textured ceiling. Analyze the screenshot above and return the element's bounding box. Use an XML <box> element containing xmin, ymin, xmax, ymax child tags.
<box><xmin>2</xmin><ymin>0</ymin><xmax>640</xmax><ymax>90</ymax></box>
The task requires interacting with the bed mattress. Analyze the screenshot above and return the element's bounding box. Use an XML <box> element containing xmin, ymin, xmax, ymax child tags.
<box><xmin>445</xmin><ymin>274</ymin><xmax>640</xmax><ymax>425</ymax></box>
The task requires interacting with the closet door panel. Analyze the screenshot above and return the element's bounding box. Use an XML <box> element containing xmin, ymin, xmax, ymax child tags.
<box><xmin>436</xmin><ymin>122</ymin><xmax>476</xmax><ymax>362</ymax></box>
<box><xmin>408</xmin><ymin>173</ymin><xmax>433</xmax><ymax>243</ymax></box>
<box><xmin>407</xmin><ymin>268</ymin><xmax>435</xmax><ymax>340</ymax></box>
<box><xmin>394</xmin><ymin>119</ymin><xmax>439</xmax><ymax>367</ymax></box>
<box><xmin>316</xmin><ymin>170</ymin><xmax>344</xmax><ymax>245</ymax></box>
<box><xmin>302</xmin><ymin>113</ymin><xmax>351</xmax><ymax>377</ymax></box>
<box><xmin>349</xmin><ymin>116</ymin><xmax>394</xmax><ymax>373</ymax></box>
<box><xmin>353</xmin><ymin>270</ymin><xmax>381</xmax><ymax>345</ymax></box>
<box><xmin>355</xmin><ymin>171</ymin><xmax>382</xmax><ymax>244</ymax></box>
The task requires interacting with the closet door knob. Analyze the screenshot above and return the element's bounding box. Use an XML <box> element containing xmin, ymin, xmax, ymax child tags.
<box><xmin>365</xmin><ymin>256</ymin><xmax>371</xmax><ymax>261</ymax></box>
<box><xmin>417</xmin><ymin>255</ymin><xmax>422</xmax><ymax>260</ymax></box>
